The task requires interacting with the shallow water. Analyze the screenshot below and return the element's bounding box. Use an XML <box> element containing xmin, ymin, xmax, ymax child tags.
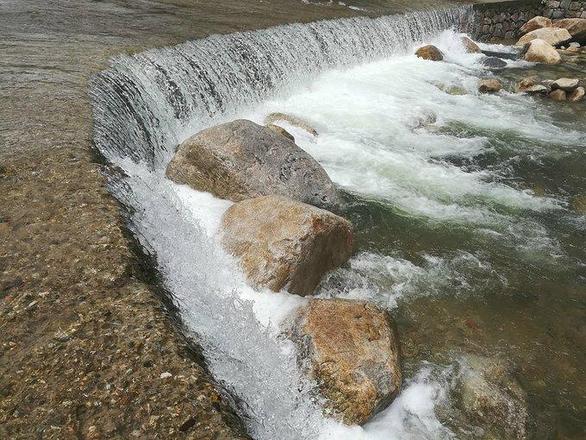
<box><xmin>91</xmin><ymin>10</ymin><xmax>586</xmax><ymax>440</ymax></box>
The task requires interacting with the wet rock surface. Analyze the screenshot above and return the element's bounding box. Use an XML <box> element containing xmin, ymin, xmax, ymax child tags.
<box><xmin>221</xmin><ymin>196</ymin><xmax>353</xmax><ymax>296</ymax></box>
<box><xmin>522</xmin><ymin>38</ymin><xmax>562</xmax><ymax>63</ymax></box>
<box><xmin>478</xmin><ymin>78</ymin><xmax>502</xmax><ymax>93</ymax></box>
<box><xmin>453</xmin><ymin>355</ymin><xmax>528</xmax><ymax>440</ymax></box>
<box><xmin>166</xmin><ymin>120</ymin><xmax>340</xmax><ymax>209</ymax></box>
<box><xmin>288</xmin><ymin>299</ymin><xmax>402</xmax><ymax>426</ymax></box>
<box><xmin>415</xmin><ymin>44</ymin><xmax>444</xmax><ymax>60</ymax></box>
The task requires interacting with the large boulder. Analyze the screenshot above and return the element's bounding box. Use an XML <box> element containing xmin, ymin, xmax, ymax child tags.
<box><xmin>220</xmin><ymin>196</ymin><xmax>353</xmax><ymax>296</ymax></box>
<box><xmin>516</xmin><ymin>27</ymin><xmax>572</xmax><ymax>47</ymax></box>
<box><xmin>553</xmin><ymin>18</ymin><xmax>586</xmax><ymax>43</ymax></box>
<box><xmin>520</xmin><ymin>16</ymin><xmax>552</xmax><ymax>35</ymax></box>
<box><xmin>166</xmin><ymin>119</ymin><xmax>339</xmax><ymax>209</ymax></box>
<box><xmin>415</xmin><ymin>45</ymin><xmax>443</xmax><ymax>61</ymax></box>
<box><xmin>522</xmin><ymin>39</ymin><xmax>562</xmax><ymax>64</ymax></box>
<box><xmin>454</xmin><ymin>355</ymin><xmax>528</xmax><ymax>440</ymax></box>
<box><xmin>288</xmin><ymin>298</ymin><xmax>401</xmax><ymax>425</ymax></box>
<box><xmin>478</xmin><ymin>78</ymin><xmax>502</xmax><ymax>94</ymax></box>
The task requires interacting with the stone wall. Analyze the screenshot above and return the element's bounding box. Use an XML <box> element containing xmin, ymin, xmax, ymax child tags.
<box><xmin>469</xmin><ymin>0</ymin><xmax>543</xmax><ymax>42</ymax></box>
<box><xmin>542</xmin><ymin>0</ymin><xmax>586</xmax><ymax>18</ymax></box>
<box><xmin>469</xmin><ymin>0</ymin><xmax>586</xmax><ymax>42</ymax></box>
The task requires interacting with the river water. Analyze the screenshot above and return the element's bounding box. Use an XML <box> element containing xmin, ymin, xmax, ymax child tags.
<box><xmin>91</xmin><ymin>6</ymin><xmax>586</xmax><ymax>440</ymax></box>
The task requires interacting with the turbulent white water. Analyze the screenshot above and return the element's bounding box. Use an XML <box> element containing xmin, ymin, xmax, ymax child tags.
<box><xmin>91</xmin><ymin>7</ymin><xmax>584</xmax><ymax>440</ymax></box>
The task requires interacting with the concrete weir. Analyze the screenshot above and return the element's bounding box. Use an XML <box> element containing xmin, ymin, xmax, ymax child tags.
<box><xmin>0</xmin><ymin>0</ymin><xmax>581</xmax><ymax>438</ymax></box>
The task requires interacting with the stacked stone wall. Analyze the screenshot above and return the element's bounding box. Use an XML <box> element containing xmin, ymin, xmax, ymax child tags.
<box><xmin>469</xmin><ymin>0</ymin><xmax>586</xmax><ymax>42</ymax></box>
<box><xmin>542</xmin><ymin>0</ymin><xmax>586</xmax><ymax>19</ymax></box>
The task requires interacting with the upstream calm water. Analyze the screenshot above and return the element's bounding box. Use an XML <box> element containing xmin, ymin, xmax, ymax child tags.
<box><xmin>91</xmin><ymin>8</ymin><xmax>586</xmax><ymax>440</ymax></box>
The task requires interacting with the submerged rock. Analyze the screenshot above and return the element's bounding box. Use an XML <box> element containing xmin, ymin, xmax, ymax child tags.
<box><xmin>480</xmin><ymin>56</ymin><xmax>507</xmax><ymax>69</ymax></box>
<box><xmin>166</xmin><ymin>119</ymin><xmax>339</xmax><ymax>209</ymax></box>
<box><xmin>549</xmin><ymin>89</ymin><xmax>567</xmax><ymax>101</ymax></box>
<box><xmin>520</xmin><ymin>16</ymin><xmax>552</xmax><ymax>35</ymax></box>
<box><xmin>220</xmin><ymin>196</ymin><xmax>353</xmax><ymax>296</ymax></box>
<box><xmin>523</xmin><ymin>84</ymin><xmax>550</xmax><ymax>95</ymax></box>
<box><xmin>461</xmin><ymin>36</ymin><xmax>481</xmax><ymax>53</ymax></box>
<box><xmin>288</xmin><ymin>298</ymin><xmax>401</xmax><ymax>425</ymax></box>
<box><xmin>569</xmin><ymin>86</ymin><xmax>585</xmax><ymax>102</ymax></box>
<box><xmin>551</xmin><ymin>77</ymin><xmax>580</xmax><ymax>92</ymax></box>
<box><xmin>516</xmin><ymin>27</ymin><xmax>572</xmax><ymax>47</ymax></box>
<box><xmin>266</xmin><ymin>123</ymin><xmax>295</xmax><ymax>142</ymax></box>
<box><xmin>264</xmin><ymin>112</ymin><xmax>318</xmax><ymax>136</ymax></box>
<box><xmin>415</xmin><ymin>45</ymin><xmax>443</xmax><ymax>61</ymax></box>
<box><xmin>454</xmin><ymin>355</ymin><xmax>528</xmax><ymax>440</ymax></box>
<box><xmin>553</xmin><ymin>18</ymin><xmax>586</xmax><ymax>43</ymax></box>
<box><xmin>522</xmin><ymin>39</ymin><xmax>562</xmax><ymax>64</ymax></box>
<box><xmin>478</xmin><ymin>78</ymin><xmax>502</xmax><ymax>94</ymax></box>
<box><xmin>515</xmin><ymin>75</ymin><xmax>540</xmax><ymax>92</ymax></box>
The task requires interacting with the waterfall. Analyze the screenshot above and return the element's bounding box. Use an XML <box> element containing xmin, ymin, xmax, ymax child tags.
<box><xmin>89</xmin><ymin>6</ymin><xmax>474</xmax><ymax>440</ymax></box>
<box><xmin>91</xmin><ymin>6</ymin><xmax>472</xmax><ymax>168</ymax></box>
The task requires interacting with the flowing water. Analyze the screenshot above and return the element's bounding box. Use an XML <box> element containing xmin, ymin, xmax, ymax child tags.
<box><xmin>91</xmin><ymin>6</ymin><xmax>586</xmax><ymax>439</ymax></box>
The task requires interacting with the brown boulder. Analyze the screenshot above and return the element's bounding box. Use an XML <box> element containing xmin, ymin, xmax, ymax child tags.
<box><xmin>461</xmin><ymin>36</ymin><xmax>481</xmax><ymax>53</ymax></box>
<box><xmin>569</xmin><ymin>86</ymin><xmax>585</xmax><ymax>102</ymax></box>
<box><xmin>478</xmin><ymin>78</ymin><xmax>502</xmax><ymax>94</ymax></box>
<box><xmin>520</xmin><ymin>16</ymin><xmax>552</xmax><ymax>35</ymax></box>
<box><xmin>289</xmin><ymin>298</ymin><xmax>401</xmax><ymax>425</ymax></box>
<box><xmin>549</xmin><ymin>89</ymin><xmax>567</xmax><ymax>101</ymax></box>
<box><xmin>515</xmin><ymin>75</ymin><xmax>540</xmax><ymax>92</ymax></box>
<box><xmin>166</xmin><ymin>119</ymin><xmax>339</xmax><ymax>209</ymax></box>
<box><xmin>516</xmin><ymin>27</ymin><xmax>572</xmax><ymax>47</ymax></box>
<box><xmin>415</xmin><ymin>45</ymin><xmax>443</xmax><ymax>61</ymax></box>
<box><xmin>522</xmin><ymin>39</ymin><xmax>562</xmax><ymax>64</ymax></box>
<box><xmin>553</xmin><ymin>18</ymin><xmax>586</xmax><ymax>43</ymax></box>
<box><xmin>220</xmin><ymin>196</ymin><xmax>353</xmax><ymax>296</ymax></box>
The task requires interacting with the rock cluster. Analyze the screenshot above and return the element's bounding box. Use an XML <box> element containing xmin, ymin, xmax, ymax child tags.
<box><xmin>167</xmin><ymin>117</ymin><xmax>403</xmax><ymax>425</ymax></box>
<box><xmin>516</xmin><ymin>75</ymin><xmax>584</xmax><ymax>102</ymax></box>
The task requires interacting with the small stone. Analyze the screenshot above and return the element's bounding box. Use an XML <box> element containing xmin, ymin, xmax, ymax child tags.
<box><xmin>266</xmin><ymin>124</ymin><xmax>295</xmax><ymax>142</ymax></box>
<box><xmin>568</xmin><ymin>86</ymin><xmax>585</xmax><ymax>101</ymax></box>
<box><xmin>478</xmin><ymin>78</ymin><xmax>502</xmax><ymax>94</ymax></box>
<box><xmin>551</xmin><ymin>77</ymin><xmax>580</xmax><ymax>91</ymax></box>
<box><xmin>549</xmin><ymin>89</ymin><xmax>567</xmax><ymax>100</ymax></box>
<box><xmin>159</xmin><ymin>372</ymin><xmax>172</xmax><ymax>379</ymax></box>
<box><xmin>415</xmin><ymin>45</ymin><xmax>444</xmax><ymax>61</ymax></box>
<box><xmin>461</xmin><ymin>36</ymin><xmax>481</xmax><ymax>53</ymax></box>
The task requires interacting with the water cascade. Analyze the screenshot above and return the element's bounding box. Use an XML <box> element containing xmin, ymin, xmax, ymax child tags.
<box><xmin>90</xmin><ymin>4</ymin><xmax>586</xmax><ymax>439</ymax></box>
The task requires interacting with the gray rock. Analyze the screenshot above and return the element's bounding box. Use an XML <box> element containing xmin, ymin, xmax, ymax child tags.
<box><xmin>551</xmin><ymin>77</ymin><xmax>580</xmax><ymax>91</ymax></box>
<box><xmin>166</xmin><ymin>120</ymin><xmax>339</xmax><ymax>209</ymax></box>
<box><xmin>481</xmin><ymin>56</ymin><xmax>507</xmax><ymax>68</ymax></box>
